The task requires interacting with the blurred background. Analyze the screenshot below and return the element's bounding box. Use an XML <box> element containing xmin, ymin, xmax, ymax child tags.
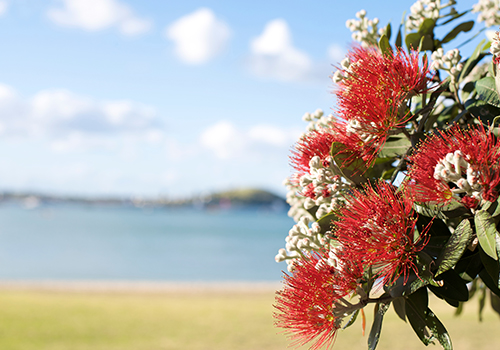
<box><xmin>0</xmin><ymin>0</ymin><xmax>432</xmax><ymax>282</ymax></box>
<box><xmin>0</xmin><ymin>1</ymin><xmax>495</xmax><ymax>349</ymax></box>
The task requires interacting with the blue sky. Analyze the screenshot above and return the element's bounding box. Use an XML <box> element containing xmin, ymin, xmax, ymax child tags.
<box><xmin>0</xmin><ymin>0</ymin><xmax>482</xmax><ymax>198</ymax></box>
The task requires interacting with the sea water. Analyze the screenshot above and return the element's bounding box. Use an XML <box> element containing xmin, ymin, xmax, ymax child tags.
<box><xmin>0</xmin><ymin>203</ymin><xmax>294</xmax><ymax>281</ymax></box>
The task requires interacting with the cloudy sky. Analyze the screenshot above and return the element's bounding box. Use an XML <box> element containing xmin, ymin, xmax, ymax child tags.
<box><xmin>0</xmin><ymin>0</ymin><xmax>481</xmax><ymax>198</ymax></box>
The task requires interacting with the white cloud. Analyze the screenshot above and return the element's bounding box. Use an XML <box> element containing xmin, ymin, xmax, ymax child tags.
<box><xmin>0</xmin><ymin>84</ymin><xmax>163</xmax><ymax>152</ymax></box>
<box><xmin>199</xmin><ymin>121</ymin><xmax>244</xmax><ymax>159</ymax></box>
<box><xmin>0</xmin><ymin>1</ymin><xmax>8</xmax><ymax>16</ymax></box>
<box><xmin>165</xmin><ymin>8</ymin><xmax>231</xmax><ymax>65</ymax></box>
<box><xmin>248</xmin><ymin>19</ymin><xmax>314</xmax><ymax>82</ymax></box>
<box><xmin>199</xmin><ymin>121</ymin><xmax>300</xmax><ymax>160</ymax></box>
<box><xmin>328</xmin><ymin>43</ymin><xmax>345</xmax><ymax>64</ymax></box>
<box><xmin>47</xmin><ymin>0</ymin><xmax>152</xmax><ymax>36</ymax></box>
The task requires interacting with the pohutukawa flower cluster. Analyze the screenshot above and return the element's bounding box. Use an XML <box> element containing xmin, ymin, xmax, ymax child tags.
<box><xmin>275</xmin><ymin>1</ymin><xmax>500</xmax><ymax>349</ymax></box>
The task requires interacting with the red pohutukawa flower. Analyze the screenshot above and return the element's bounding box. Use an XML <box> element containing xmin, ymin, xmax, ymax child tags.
<box><xmin>408</xmin><ymin>124</ymin><xmax>500</xmax><ymax>207</ymax></box>
<box><xmin>291</xmin><ymin>129</ymin><xmax>337</xmax><ymax>175</ymax></box>
<box><xmin>332</xmin><ymin>181</ymin><xmax>429</xmax><ymax>285</ymax></box>
<box><xmin>274</xmin><ymin>251</ymin><xmax>359</xmax><ymax>350</ymax></box>
<box><xmin>290</xmin><ymin>122</ymin><xmax>373</xmax><ymax>181</ymax></box>
<box><xmin>334</xmin><ymin>46</ymin><xmax>432</xmax><ymax>163</ymax></box>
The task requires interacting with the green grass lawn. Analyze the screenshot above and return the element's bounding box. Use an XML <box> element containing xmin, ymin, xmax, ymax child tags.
<box><xmin>0</xmin><ymin>289</ymin><xmax>497</xmax><ymax>350</ymax></box>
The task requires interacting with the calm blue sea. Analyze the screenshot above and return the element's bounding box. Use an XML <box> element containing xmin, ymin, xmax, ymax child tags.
<box><xmin>0</xmin><ymin>203</ymin><xmax>294</xmax><ymax>281</ymax></box>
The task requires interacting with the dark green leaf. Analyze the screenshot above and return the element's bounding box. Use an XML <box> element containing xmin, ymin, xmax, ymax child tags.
<box><xmin>418</xmin><ymin>34</ymin><xmax>434</xmax><ymax>52</ymax></box>
<box><xmin>476</xmin><ymin>77</ymin><xmax>500</xmax><ymax>108</ymax></box>
<box><xmin>459</xmin><ymin>39</ymin><xmax>486</xmax><ymax>82</ymax></box>
<box><xmin>443</xmin><ymin>298</ymin><xmax>460</xmax><ymax>307</ymax></box>
<box><xmin>406</xmin><ymin>32</ymin><xmax>421</xmax><ymax>51</ymax></box>
<box><xmin>475</xmin><ymin>210</ymin><xmax>499</xmax><ymax>260</ymax></box>
<box><xmin>317</xmin><ymin>212</ymin><xmax>337</xmax><ymax>234</ymax></box>
<box><xmin>388</xmin><ymin>269</ymin><xmax>438</xmax><ymax>298</ymax></box>
<box><xmin>381</xmin><ymin>167</ymin><xmax>396</xmax><ymax>180</ymax></box>
<box><xmin>435</xmin><ymin>219</ymin><xmax>473</xmax><ymax>276</ymax></box>
<box><xmin>342</xmin><ymin>309</ymin><xmax>360</xmax><ymax>330</ymax></box>
<box><xmin>418</xmin><ymin>18</ymin><xmax>435</xmax><ymax>36</ymax></box>
<box><xmin>454</xmin><ymin>302</ymin><xmax>464</xmax><ymax>316</ymax></box>
<box><xmin>479</xmin><ymin>247</ymin><xmax>500</xmax><ymax>284</ymax></box>
<box><xmin>464</xmin><ymin>98</ymin><xmax>500</xmax><ymax>124</ymax></box>
<box><xmin>429</xmin><ymin>269</ymin><xmax>469</xmax><ymax>302</ymax></box>
<box><xmin>483</xmin><ymin>197</ymin><xmax>500</xmax><ymax>218</ymax></box>
<box><xmin>330</xmin><ymin>142</ymin><xmax>367</xmax><ymax>185</ymax></box>
<box><xmin>479</xmin><ymin>284</ymin><xmax>486</xmax><ymax>321</ymax></box>
<box><xmin>490</xmin><ymin>291</ymin><xmax>500</xmax><ymax>317</ymax></box>
<box><xmin>479</xmin><ymin>269</ymin><xmax>500</xmax><ymax>298</ymax></box>
<box><xmin>455</xmin><ymin>251</ymin><xmax>482</xmax><ymax>282</ymax></box>
<box><xmin>392</xmin><ymin>297</ymin><xmax>406</xmax><ymax>322</ymax></box>
<box><xmin>368</xmin><ymin>303</ymin><xmax>390</xmax><ymax>350</ymax></box>
<box><xmin>439</xmin><ymin>10</ymin><xmax>470</xmax><ymax>26</ymax></box>
<box><xmin>440</xmin><ymin>21</ymin><xmax>474</xmax><ymax>44</ymax></box>
<box><xmin>378</xmin><ymin>35</ymin><xmax>392</xmax><ymax>56</ymax></box>
<box><xmin>405</xmin><ymin>288</ymin><xmax>432</xmax><ymax>346</ymax></box>
<box><xmin>395</xmin><ymin>24</ymin><xmax>402</xmax><ymax>48</ymax></box>
<box><xmin>385</xmin><ymin>23</ymin><xmax>392</xmax><ymax>41</ymax></box>
<box><xmin>378</xmin><ymin>134</ymin><xmax>411</xmax><ymax>158</ymax></box>
<box><xmin>425</xmin><ymin>308</ymin><xmax>453</xmax><ymax>350</ymax></box>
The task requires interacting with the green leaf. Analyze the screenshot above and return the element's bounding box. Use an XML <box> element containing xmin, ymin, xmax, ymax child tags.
<box><xmin>476</xmin><ymin>77</ymin><xmax>500</xmax><ymax>108</ymax></box>
<box><xmin>490</xmin><ymin>291</ymin><xmax>500</xmax><ymax>316</ymax></box>
<box><xmin>475</xmin><ymin>210</ymin><xmax>499</xmax><ymax>260</ymax></box>
<box><xmin>317</xmin><ymin>212</ymin><xmax>337</xmax><ymax>234</ymax></box>
<box><xmin>395</xmin><ymin>24</ymin><xmax>402</xmax><ymax>48</ymax></box>
<box><xmin>440</xmin><ymin>20</ymin><xmax>474</xmax><ymax>44</ymax></box>
<box><xmin>406</xmin><ymin>32</ymin><xmax>421</xmax><ymax>51</ymax></box>
<box><xmin>455</xmin><ymin>251</ymin><xmax>482</xmax><ymax>282</ymax></box>
<box><xmin>378</xmin><ymin>134</ymin><xmax>411</xmax><ymax>158</ymax></box>
<box><xmin>479</xmin><ymin>284</ymin><xmax>486</xmax><ymax>321</ymax></box>
<box><xmin>405</xmin><ymin>288</ymin><xmax>432</xmax><ymax>346</ymax></box>
<box><xmin>435</xmin><ymin>219</ymin><xmax>473</xmax><ymax>276</ymax></box>
<box><xmin>330</xmin><ymin>141</ymin><xmax>367</xmax><ymax>185</ymax></box>
<box><xmin>385</xmin><ymin>22</ymin><xmax>392</xmax><ymax>41</ymax></box>
<box><xmin>392</xmin><ymin>297</ymin><xmax>406</xmax><ymax>322</ymax></box>
<box><xmin>479</xmin><ymin>269</ymin><xmax>500</xmax><ymax>298</ymax></box>
<box><xmin>464</xmin><ymin>98</ymin><xmax>500</xmax><ymax>124</ymax></box>
<box><xmin>378</xmin><ymin>34</ymin><xmax>392</xmax><ymax>56</ymax></box>
<box><xmin>454</xmin><ymin>302</ymin><xmax>464</xmax><ymax>316</ymax></box>
<box><xmin>459</xmin><ymin>39</ymin><xmax>486</xmax><ymax>82</ymax></box>
<box><xmin>388</xmin><ymin>271</ymin><xmax>436</xmax><ymax>298</ymax></box>
<box><xmin>439</xmin><ymin>10</ymin><xmax>470</xmax><ymax>26</ymax></box>
<box><xmin>342</xmin><ymin>309</ymin><xmax>360</xmax><ymax>330</ymax></box>
<box><xmin>425</xmin><ymin>308</ymin><xmax>453</xmax><ymax>350</ymax></box>
<box><xmin>479</xmin><ymin>246</ymin><xmax>500</xmax><ymax>286</ymax></box>
<box><xmin>414</xmin><ymin>200</ymin><xmax>469</xmax><ymax>221</ymax></box>
<box><xmin>418</xmin><ymin>34</ymin><xmax>434</xmax><ymax>52</ymax></box>
<box><xmin>429</xmin><ymin>269</ymin><xmax>469</xmax><ymax>302</ymax></box>
<box><xmin>368</xmin><ymin>303</ymin><xmax>390</xmax><ymax>350</ymax></box>
<box><xmin>418</xmin><ymin>18</ymin><xmax>435</xmax><ymax>36</ymax></box>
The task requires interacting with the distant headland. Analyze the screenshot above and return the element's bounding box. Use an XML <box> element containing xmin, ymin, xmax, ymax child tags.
<box><xmin>0</xmin><ymin>188</ymin><xmax>288</xmax><ymax>211</ymax></box>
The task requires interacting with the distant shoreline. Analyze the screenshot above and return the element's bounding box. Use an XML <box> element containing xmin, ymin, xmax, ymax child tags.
<box><xmin>0</xmin><ymin>280</ymin><xmax>282</xmax><ymax>294</ymax></box>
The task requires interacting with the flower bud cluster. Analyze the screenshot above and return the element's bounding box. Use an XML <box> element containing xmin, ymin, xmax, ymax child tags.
<box><xmin>473</xmin><ymin>0</ymin><xmax>500</xmax><ymax>27</ymax></box>
<box><xmin>275</xmin><ymin>216</ymin><xmax>329</xmax><ymax>271</ymax></box>
<box><xmin>299</xmin><ymin>155</ymin><xmax>347</xmax><ymax>219</ymax></box>
<box><xmin>490</xmin><ymin>31</ymin><xmax>500</xmax><ymax>64</ymax></box>
<box><xmin>301</xmin><ymin>109</ymin><xmax>335</xmax><ymax>133</ymax></box>
<box><xmin>431</xmin><ymin>48</ymin><xmax>463</xmax><ymax>83</ymax></box>
<box><xmin>407</xmin><ymin>0</ymin><xmax>457</xmax><ymax>31</ymax></box>
<box><xmin>284</xmin><ymin>176</ymin><xmax>315</xmax><ymax>223</ymax></box>
<box><xmin>346</xmin><ymin>119</ymin><xmax>379</xmax><ymax>143</ymax></box>
<box><xmin>433</xmin><ymin>150</ymin><xmax>482</xmax><ymax>200</ymax></box>
<box><xmin>332</xmin><ymin>57</ymin><xmax>353</xmax><ymax>83</ymax></box>
<box><xmin>345</xmin><ymin>10</ymin><xmax>381</xmax><ymax>48</ymax></box>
